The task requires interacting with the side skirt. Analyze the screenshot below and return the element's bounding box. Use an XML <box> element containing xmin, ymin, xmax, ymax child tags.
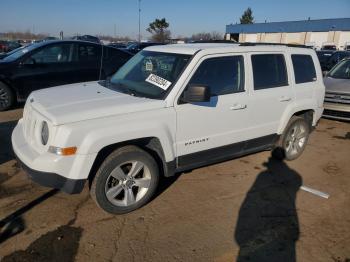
<box><xmin>166</xmin><ymin>134</ymin><xmax>279</xmax><ymax>175</ymax></box>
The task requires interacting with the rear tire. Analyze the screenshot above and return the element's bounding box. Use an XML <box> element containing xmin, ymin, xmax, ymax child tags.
<box><xmin>272</xmin><ymin>116</ymin><xmax>310</xmax><ymax>161</ymax></box>
<box><xmin>0</xmin><ymin>82</ymin><xmax>15</xmax><ymax>111</ymax></box>
<box><xmin>90</xmin><ymin>145</ymin><xmax>159</xmax><ymax>214</ymax></box>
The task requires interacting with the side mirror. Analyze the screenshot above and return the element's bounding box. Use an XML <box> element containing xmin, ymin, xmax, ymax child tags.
<box><xmin>23</xmin><ymin>57</ymin><xmax>36</xmax><ymax>65</ymax></box>
<box><xmin>183</xmin><ymin>85</ymin><xmax>211</xmax><ymax>103</ymax></box>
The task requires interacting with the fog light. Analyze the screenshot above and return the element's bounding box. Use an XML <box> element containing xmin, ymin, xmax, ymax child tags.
<box><xmin>48</xmin><ymin>146</ymin><xmax>77</xmax><ymax>156</ymax></box>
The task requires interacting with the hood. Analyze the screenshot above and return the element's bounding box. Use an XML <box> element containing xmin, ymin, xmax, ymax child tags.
<box><xmin>323</xmin><ymin>77</ymin><xmax>350</xmax><ymax>95</ymax></box>
<box><xmin>29</xmin><ymin>81</ymin><xmax>166</xmax><ymax>125</ymax></box>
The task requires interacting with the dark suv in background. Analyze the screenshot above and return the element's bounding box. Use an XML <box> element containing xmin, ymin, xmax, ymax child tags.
<box><xmin>0</xmin><ymin>40</ymin><xmax>132</xmax><ymax>110</ymax></box>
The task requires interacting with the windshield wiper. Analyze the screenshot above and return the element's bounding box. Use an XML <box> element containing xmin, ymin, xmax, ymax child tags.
<box><xmin>110</xmin><ymin>82</ymin><xmax>146</xmax><ymax>98</ymax></box>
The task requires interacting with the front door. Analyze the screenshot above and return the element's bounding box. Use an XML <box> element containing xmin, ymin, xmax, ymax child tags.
<box><xmin>175</xmin><ymin>54</ymin><xmax>252</xmax><ymax>169</ymax></box>
<box><xmin>13</xmin><ymin>43</ymin><xmax>76</xmax><ymax>98</ymax></box>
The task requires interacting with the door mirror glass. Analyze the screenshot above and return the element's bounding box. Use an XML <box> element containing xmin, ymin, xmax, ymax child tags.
<box><xmin>23</xmin><ymin>57</ymin><xmax>37</xmax><ymax>65</ymax></box>
<box><xmin>183</xmin><ymin>85</ymin><xmax>211</xmax><ymax>103</ymax></box>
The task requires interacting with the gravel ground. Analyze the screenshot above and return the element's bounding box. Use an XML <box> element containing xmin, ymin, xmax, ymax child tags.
<box><xmin>0</xmin><ymin>108</ymin><xmax>349</xmax><ymax>262</ymax></box>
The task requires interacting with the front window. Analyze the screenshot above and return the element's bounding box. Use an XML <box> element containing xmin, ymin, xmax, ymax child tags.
<box><xmin>327</xmin><ymin>59</ymin><xmax>350</xmax><ymax>79</ymax></box>
<box><xmin>109</xmin><ymin>50</ymin><xmax>191</xmax><ymax>99</ymax></box>
<box><xmin>25</xmin><ymin>44</ymin><xmax>74</xmax><ymax>64</ymax></box>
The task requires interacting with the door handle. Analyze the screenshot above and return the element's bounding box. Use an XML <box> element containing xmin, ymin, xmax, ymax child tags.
<box><xmin>279</xmin><ymin>96</ymin><xmax>291</xmax><ymax>102</ymax></box>
<box><xmin>230</xmin><ymin>104</ymin><xmax>247</xmax><ymax>110</ymax></box>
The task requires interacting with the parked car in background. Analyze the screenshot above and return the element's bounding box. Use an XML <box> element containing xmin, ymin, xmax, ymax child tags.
<box><xmin>324</xmin><ymin>51</ymin><xmax>350</xmax><ymax>71</ymax></box>
<box><xmin>121</xmin><ymin>42</ymin><xmax>165</xmax><ymax>54</ymax></box>
<box><xmin>321</xmin><ymin>43</ymin><xmax>337</xmax><ymax>50</ymax></box>
<box><xmin>72</xmin><ymin>35</ymin><xmax>101</xmax><ymax>44</ymax></box>
<box><xmin>323</xmin><ymin>58</ymin><xmax>350</xmax><ymax>120</ymax></box>
<box><xmin>344</xmin><ymin>42</ymin><xmax>350</xmax><ymax>51</ymax></box>
<box><xmin>0</xmin><ymin>40</ymin><xmax>22</xmax><ymax>53</ymax></box>
<box><xmin>316</xmin><ymin>50</ymin><xmax>336</xmax><ymax>71</ymax></box>
<box><xmin>0</xmin><ymin>45</ymin><xmax>27</xmax><ymax>59</ymax></box>
<box><xmin>107</xmin><ymin>42</ymin><xmax>127</xmax><ymax>49</ymax></box>
<box><xmin>34</xmin><ymin>37</ymin><xmax>59</xmax><ymax>43</ymax></box>
<box><xmin>0</xmin><ymin>40</ymin><xmax>132</xmax><ymax>110</ymax></box>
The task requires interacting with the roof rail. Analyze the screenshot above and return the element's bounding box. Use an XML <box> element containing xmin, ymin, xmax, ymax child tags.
<box><xmin>188</xmin><ymin>40</ymin><xmax>239</xmax><ymax>44</ymax></box>
<box><xmin>239</xmin><ymin>42</ymin><xmax>312</xmax><ymax>48</ymax></box>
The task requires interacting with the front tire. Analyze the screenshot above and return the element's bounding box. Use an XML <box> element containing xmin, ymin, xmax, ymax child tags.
<box><xmin>90</xmin><ymin>146</ymin><xmax>159</xmax><ymax>214</ymax></box>
<box><xmin>273</xmin><ymin>116</ymin><xmax>310</xmax><ymax>161</ymax></box>
<box><xmin>0</xmin><ymin>82</ymin><xmax>15</xmax><ymax>111</ymax></box>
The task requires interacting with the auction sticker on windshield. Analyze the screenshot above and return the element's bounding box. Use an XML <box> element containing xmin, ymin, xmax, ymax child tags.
<box><xmin>145</xmin><ymin>74</ymin><xmax>172</xmax><ymax>90</ymax></box>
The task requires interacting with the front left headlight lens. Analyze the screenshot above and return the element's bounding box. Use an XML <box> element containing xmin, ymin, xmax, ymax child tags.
<box><xmin>41</xmin><ymin>121</ymin><xmax>49</xmax><ymax>145</ymax></box>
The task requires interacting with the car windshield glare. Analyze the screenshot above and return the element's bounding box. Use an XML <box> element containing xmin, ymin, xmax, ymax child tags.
<box><xmin>2</xmin><ymin>43</ymin><xmax>38</xmax><ymax>62</ymax></box>
<box><xmin>328</xmin><ymin>59</ymin><xmax>350</xmax><ymax>79</ymax></box>
<box><xmin>110</xmin><ymin>50</ymin><xmax>191</xmax><ymax>99</ymax></box>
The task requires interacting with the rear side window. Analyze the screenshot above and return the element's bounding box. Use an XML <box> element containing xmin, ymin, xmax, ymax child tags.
<box><xmin>188</xmin><ymin>56</ymin><xmax>245</xmax><ymax>96</ymax></box>
<box><xmin>291</xmin><ymin>55</ymin><xmax>316</xmax><ymax>84</ymax></box>
<box><xmin>78</xmin><ymin>44</ymin><xmax>101</xmax><ymax>62</ymax></box>
<box><xmin>251</xmin><ymin>54</ymin><xmax>288</xmax><ymax>90</ymax></box>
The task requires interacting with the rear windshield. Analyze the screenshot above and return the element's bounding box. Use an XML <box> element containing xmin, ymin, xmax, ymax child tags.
<box><xmin>328</xmin><ymin>59</ymin><xmax>350</xmax><ymax>79</ymax></box>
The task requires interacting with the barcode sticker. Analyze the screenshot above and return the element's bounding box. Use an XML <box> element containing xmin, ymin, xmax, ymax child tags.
<box><xmin>145</xmin><ymin>74</ymin><xmax>172</xmax><ymax>90</ymax></box>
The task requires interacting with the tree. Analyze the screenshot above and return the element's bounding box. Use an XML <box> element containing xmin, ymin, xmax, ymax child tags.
<box><xmin>240</xmin><ymin>7</ymin><xmax>254</xmax><ymax>24</ymax></box>
<box><xmin>147</xmin><ymin>18</ymin><xmax>171</xmax><ymax>43</ymax></box>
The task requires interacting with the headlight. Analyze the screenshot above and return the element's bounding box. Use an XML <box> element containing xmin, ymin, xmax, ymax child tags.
<box><xmin>41</xmin><ymin>121</ymin><xmax>49</xmax><ymax>145</ymax></box>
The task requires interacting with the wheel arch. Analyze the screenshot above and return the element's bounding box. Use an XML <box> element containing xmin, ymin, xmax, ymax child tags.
<box><xmin>278</xmin><ymin>107</ymin><xmax>315</xmax><ymax>134</ymax></box>
<box><xmin>87</xmin><ymin>137</ymin><xmax>174</xmax><ymax>188</ymax></box>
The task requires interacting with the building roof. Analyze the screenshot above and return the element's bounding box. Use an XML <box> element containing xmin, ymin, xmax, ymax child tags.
<box><xmin>226</xmin><ymin>18</ymin><xmax>350</xmax><ymax>34</ymax></box>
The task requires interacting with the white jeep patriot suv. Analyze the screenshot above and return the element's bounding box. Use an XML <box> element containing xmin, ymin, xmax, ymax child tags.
<box><xmin>12</xmin><ymin>43</ymin><xmax>325</xmax><ymax>214</ymax></box>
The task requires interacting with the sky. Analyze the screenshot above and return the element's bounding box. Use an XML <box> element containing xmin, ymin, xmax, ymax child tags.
<box><xmin>1</xmin><ymin>0</ymin><xmax>349</xmax><ymax>39</ymax></box>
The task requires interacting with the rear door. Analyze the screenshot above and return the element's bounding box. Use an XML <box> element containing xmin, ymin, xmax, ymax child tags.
<box><xmin>248</xmin><ymin>52</ymin><xmax>294</xmax><ymax>137</ymax></box>
<box><xmin>74</xmin><ymin>43</ymin><xmax>102</xmax><ymax>82</ymax></box>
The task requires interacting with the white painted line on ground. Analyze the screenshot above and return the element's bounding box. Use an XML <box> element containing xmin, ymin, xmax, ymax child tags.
<box><xmin>300</xmin><ymin>186</ymin><xmax>330</xmax><ymax>199</ymax></box>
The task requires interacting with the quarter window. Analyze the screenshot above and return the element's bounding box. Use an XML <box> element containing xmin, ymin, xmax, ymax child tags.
<box><xmin>188</xmin><ymin>56</ymin><xmax>245</xmax><ymax>96</ymax></box>
<box><xmin>251</xmin><ymin>54</ymin><xmax>288</xmax><ymax>90</ymax></box>
<box><xmin>291</xmin><ymin>55</ymin><xmax>316</xmax><ymax>84</ymax></box>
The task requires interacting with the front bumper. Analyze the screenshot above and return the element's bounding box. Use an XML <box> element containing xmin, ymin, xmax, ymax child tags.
<box><xmin>323</xmin><ymin>102</ymin><xmax>350</xmax><ymax>121</ymax></box>
<box><xmin>16</xmin><ymin>156</ymin><xmax>85</xmax><ymax>194</ymax></box>
<box><xmin>12</xmin><ymin>120</ymin><xmax>96</xmax><ymax>194</ymax></box>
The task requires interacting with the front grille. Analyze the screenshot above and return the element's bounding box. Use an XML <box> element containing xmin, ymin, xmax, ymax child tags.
<box><xmin>323</xmin><ymin>109</ymin><xmax>350</xmax><ymax>119</ymax></box>
<box><xmin>324</xmin><ymin>92</ymin><xmax>350</xmax><ymax>104</ymax></box>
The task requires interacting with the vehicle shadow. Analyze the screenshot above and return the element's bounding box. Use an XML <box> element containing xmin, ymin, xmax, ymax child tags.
<box><xmin>234</xmin><ymin>156</ymin><xmax>302</xmax><ymax>262</ymax></box>
<box><xmin>0</xmin><ymin>120</ymin><xmax>18</xmax><ymax>165</ymax></box>
<box><xmin>0</xmin><ymin>189</ymin><xmax>59</xmax><ymax>244</ymax></box>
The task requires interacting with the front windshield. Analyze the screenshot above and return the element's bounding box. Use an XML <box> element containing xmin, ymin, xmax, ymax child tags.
<box><xmin>110</xmin><ymin>50</ymin><xmax>191</xmax><ymax>99</ymax></box>
<box><xmin>2</xmin><ymin>43</ymin><xmax>37</xmax><ymax>62</ymax></box>
<box><xmin>328</xmin><ymin>59</ymin><xmax>350</xmax><ymax>79</ymax></box>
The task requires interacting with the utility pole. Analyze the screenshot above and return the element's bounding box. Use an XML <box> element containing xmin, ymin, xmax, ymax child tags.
<box><xmin>138</xmin><ymin>0</ymin><xmax>141</xmax><ymax>43</ymax></box>
<box><xmin>114</xmin><ymin>24</ymin><xmax>117</xmax><ymax>40</ymax></box>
